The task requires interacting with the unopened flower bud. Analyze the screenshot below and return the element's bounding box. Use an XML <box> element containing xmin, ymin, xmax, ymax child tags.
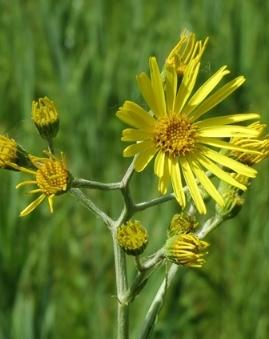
<box><xmin>168</xmin><ymin>212</ymin><xmax>199</xmax><ymax>237</ymax></box>
<box><xmin>230</xmin><ymin>122</ymin><xmax>269</xmax><ymax>166</ymax></box>
<box><xmin>32</xmin><ymin>97</ymin><xmax>59</xmax><ymax>140</ymax></box>
<box><xmin>117</xmin><ymin>220</ymin><xmax>148</xmax><ymax>256</ymax></box>
<box><xmin>164</xmin><ymin>233</ymin><xmax>209</xmax><ymax>268</ymax></box>
<box><xmin>165</xmin><ymin>30</ymin><xmax>208</xmax><ymax>77</ymax></box>
<box><xmin>216</xmin><ymin>185</ymin><xmax>244</xmax><ymax>219</ymax></box>
<box><xmin>0</xmin><ymin>135</ymin><xmax>32</xmax><ymax>170</ymax></box>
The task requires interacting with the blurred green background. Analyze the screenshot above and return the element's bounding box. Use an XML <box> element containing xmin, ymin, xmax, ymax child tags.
<box><xmin>0</xmin><ymin>0</ymin><xmax>269</xmax><ymax>338</ymax></box>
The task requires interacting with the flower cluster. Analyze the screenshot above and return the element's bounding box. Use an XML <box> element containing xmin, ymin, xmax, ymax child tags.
<box><xmin>165</xmin><ymin>213</ymin><xmax>209</xmax><ymax>268</ymax></box>
<box><xmin>0</xmin><ymin>97</ymin><xmax>71</xmax><ymax>216</ymax></box>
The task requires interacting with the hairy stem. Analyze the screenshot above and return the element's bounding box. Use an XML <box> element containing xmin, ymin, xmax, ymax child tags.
<box><xmin>112</xmin><ymin>227</ymin><xmax>129</xmax><ymax>339</ymax></box>
<box><xmin>139</xmin><ymin>264</ymin><xmax>178</xmax><ymax>339</ymax></box>
<box><xmin>72</xmin><ymin>178</ymin><xmax>121</xmax><ymax>190</ymax></box>
<box><xmin>70</xmin><ymin>188</ymin><xmax>113</xmax><ymax>227</ymax></box>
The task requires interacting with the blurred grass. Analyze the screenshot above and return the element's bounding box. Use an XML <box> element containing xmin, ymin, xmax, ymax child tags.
<box><xmin>0</xmin><ymin>0</ymin><xmax>269</xmax><ymax>338</ymax></box>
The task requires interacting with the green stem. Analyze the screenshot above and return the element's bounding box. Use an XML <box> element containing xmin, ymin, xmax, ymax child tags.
<box><xmin>196</xmin><ymin>214</ymin><xmax>223</xmax><ymax>239</ymax></box>
<box><xmin>112</xmin><ymin>160</ymin><xmax>135</xmax><ymax>339</ymax></box>
<box><xmin>139</xmin><ymin>264</ymin><xmax>179</xmax><ymax>339</ymax></box>
<box><xmin>72</xmin><ymin>178</ymin><xmax>121</xmax><ymax>190</ymax></box>
<box><xmin>124</xmin><ymin>250</ymin><xmax>164</xmax><ymax>304</ymax></box>
<box><xmin>112</xmin><ymin>228</ymin><xmax>129</xmax><ymax>339</ymax></box>
<box><xmin>70</xmin><ymin>188</ymin><xmax>113</xmax><ymax>227</ymax></box>
<box><xmin>47</xmin><ymin>137</ymin><xmax>55</xmax><ymax>154</ymax></box>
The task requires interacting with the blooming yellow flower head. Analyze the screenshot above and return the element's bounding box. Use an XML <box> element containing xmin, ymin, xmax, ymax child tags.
<box><xmin>165</xmin><ymin>30</ymin><xmax>208</xmax><ymax>76</ymax></box>
<box><xmin>168</xmin><ymin>212</ymin><xmax>198</xmax><ymax>237</ymax></box>
<box><xmin>230</xmin><ymin>122</ymin><xmax>269</xmax><ymax>166</ymax></box>
<box><xmin>117</xmin><ymin>220</ymin><xmax>148</xmax><ymax>256</ymax></box>
<box><xmin>164</xmin><ymin>233</ymin><xmax>209</xmax><ymax>268</ymax></box>
<box><xmin>117</xmin><ymin>55</ymin><xmax>260</xmax><ymax>214</ymax></box>
<box><xmin>32</xmin><ymin>97</ymin><xmax>59</xmax><ymax>140</ymax></box>
<box><xmin>13</xmin><ymin>152</ymin><xmax>71</xmax><ymax>217</ymax></box>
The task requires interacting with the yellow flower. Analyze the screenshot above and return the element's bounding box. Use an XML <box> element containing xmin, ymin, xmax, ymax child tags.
<box><xmin>12</xmin><ymin>153</ymin><xmax>71</xmax><ymax>217</ymax></box>
<box><xmin>164</xmin><ymin>233</ymin><xmax>209</xmax><ymax>268</ymax></box>
<box><xmin>117</xmin><ymin>57</ymin><xmax>260</xmax><ymax>214</ymax></box>
<box><xmin>165</xmin><ymin>30</ymin><xmax>208</xmax><ymax>76</ymax></box>
<box><xmin>32</xmin><ymin>97</ymin><xmax>59</xmax><ymax>139</ymax></box>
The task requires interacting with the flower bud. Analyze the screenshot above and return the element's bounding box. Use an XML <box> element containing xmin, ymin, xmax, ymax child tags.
<box><xmin>117</xmin><ymin>220</ymin><xmax>148</xmax><ymax>256</ymax></box>
<box><xmin>230</xmin><ymin>122</ymin><xmax>269</xmax><ymax>166</ymax></box>
<box><xmin>0</xmin><ymin>135</ymin><xmax>32</xmax><ymax>170</ymax></box>
<box><xmin>164</xmin><ymin>233</ymin><xmax>209</xmax><ymax>268</ymax></box>
<box><xmin>32</xmin><ymin>97</ymin><xmax>59</xmax><ymax>140</ymax></box>
<box><xmin>168</xmin><ymin>212</ymin><xmax>199</xmax><ymax>237</ymax></box>
<box><xmin>216</xmin><ymin>184</ymin><xmax>244</xmax><ymax>219</ymax></box>
<box><xmin>165</xmin><ymin>30</ymin><xmax>208</xmax><ymax>77</ymax></box>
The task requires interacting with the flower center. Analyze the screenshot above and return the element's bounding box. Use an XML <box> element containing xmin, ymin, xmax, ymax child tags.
<box><xmin>36</xmin><ymin>159</ymin><xmax>69</xmax><ymax>195</ymax></box>
<box><xmin>154</xmin><ymin>115</ymin><xmax>197</xmax><ymax>157</ymax></box>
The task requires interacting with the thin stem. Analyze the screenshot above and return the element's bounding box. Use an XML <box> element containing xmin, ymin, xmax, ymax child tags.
<box><xmin>124</xmin><ymin>250</ymin><xmax>165</xmax><ymax>304</ymax></box>
<box><xmin>134</xmin><ymin>256</ymin><xmax>144</xmax><ymax>272</ymax></box>
<box><xmin>47</xmin><ymin>138</ymin><xmax>55</xmax><ymax>154</ymax></box>
<box><xmin>134</xmin><ymin>193</ymin><xmax>175</xmax><ymax>212</ymax></box>
<box><xmin>196</xmin><ymin>214</ymin><xmax>223</xmax><ymax>239</ymax></box>
<box><xmin>119</xmin><ymin>160</ymin><xmax>136</xmax><ymax>222</ymax></box>
<box><xmin>72</xmin><ymin>178</ymin><xmax>121</xmax><ymax>190</ymax></box>
<box><xmin>142</xmin><ymin>249</ymin><xmax>165</xmax><ymax>270</ymax></box>
<box><xmin>139</xmin><ymin>264</ymin><xmax>178</xmax><ymax>339</ymax></box>
<box><xmin>70</xmin><ymin>188</ymin><xmax>113</xmax><ymax>227</ymax></box>
<box><xmin>134</xmin><ymin>184</ymin><xmax>190</xmax><ymax>212</ymax></box>
<box><xmin>112</xmin><ymin>228</ymin><xmax>129</xmax><ymax>339</ymax></box>
<box><xmin>111</xmin><ymin>160</ymin><xmax>135</xmax><ymax>339</ymax></box>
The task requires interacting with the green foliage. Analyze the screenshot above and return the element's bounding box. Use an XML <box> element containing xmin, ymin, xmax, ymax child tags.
<box><xmin>0</xmin><ymin>0</ymin><xmax>269</xmax><ymax>338</ymax></box>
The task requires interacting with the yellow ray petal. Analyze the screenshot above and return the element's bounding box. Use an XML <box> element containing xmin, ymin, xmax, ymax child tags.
<box><xmin>16</xmin><ymin>180</ymin><xmax>37</xmax><ymax>189</ymax></box>
<box><xmin>197</xmin><ymin>155</ymin><xmax>246</xmax><ymax>190</ymax></box>
<box><xmin>19</xmin><ymin>194</ymin><xmax>46</xmax><ymax>217</ymax></box>
<box><xmin>190</xmin><ymin>76</ymin><xmax>245</xmax><ymax>121</ymax></box>
<box><xmin>180</xmin><ymin>157</ymin><xmax>206</xmax><ymax>214</ymax></box>
<box><xmin>198</xmin><ymin>137</ymin><xmax>262</xmax><ymax>154</ymax></box>
<box><xmin>134</xmin><ymin>145</ymin><xmax>157</xmax><ymax>172</ymax></box>
<box><xmin>7</xmin><ymin>162</ymin><xmax>36</xmax><ymax>175</ymax></box>
<box><xmin>48</xmin><ymin>194</ymin><xmax>55</xmax><ymax>213</ymax></box>
<box><xmin>121</xmin><ymin>128</ymin><xmax>153</xmax><ymax>142</ymax></box>
<box><xmin>154</xmin><ymin>151</ymin><xmax>165</xmax><ymax>177</ymax></box>
<box><xmin>165</xmin><ymin>67</ymin><xmax>177</xmax><ymax>114</ymax></box>
<box><xmin>28</xmin><ymin>189</ymin><xmax>43</xmax><ymax>194</ymax></box>
<box><xmin>136</xmin><ymin>72</ymin><xmax>158</xmax><ymax>115</ymax></box>
<box><xmin>149</xmin><ymin>57</ymin><xmax>167</xmax><ymax>117</ymax></box>
<box><xmin>194</xmin><ymin>113</ymin><xmax>260</xmax><ymax>128</ymax></box>
<box><xmin>174</xmin><ymin>60</ymin><xmax>200</xmax><ymax>114</ymax></box>
<box><xmin>202</xmin><ymin>147</ymin><xmax>257</xmax><ymax>177</ymax></box>
<box><xmin>198</xmin><ymin>125</ymin><xmax>259</xmax><ymax>138</ymax></box>
<box><xmin>158</xmin><ymin>157</ymin><xmax>170</xmax><ymax>194</ymax></box>
<box><xmin>116</xmin><ymin>101</ymin><xmax>155</xmax><ymax>130</ymax></box>
<box><xmin>183</xmin><ymin>66</ymin><xmax>230</xmax><ymax>116</ymax></box>
<box><xmin>170</xmin><ymin>157</ymin><xmax>185</xmax><ymax>207</ymax></box>
<box><xmin>190</xmin><ymin>160</ymin><xmax>224</xmax><ymax>206</ymax></box>
<box><xmin>123</xmin><ymin>141</ymin><xmax>155</xmax><ymax>157</ymax></box>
